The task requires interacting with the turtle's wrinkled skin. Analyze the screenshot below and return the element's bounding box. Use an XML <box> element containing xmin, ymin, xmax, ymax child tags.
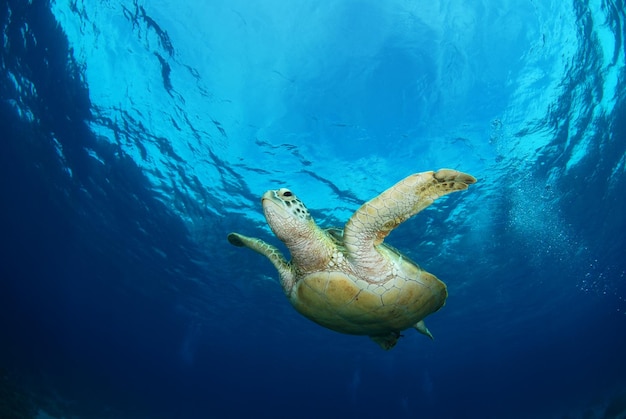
<box><xmin>228</xmin><ymin>169</ymin><xmax>476</xmax><ymax>349</ymax></box>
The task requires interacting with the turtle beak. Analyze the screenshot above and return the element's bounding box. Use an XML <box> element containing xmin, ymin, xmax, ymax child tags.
<box><xmin>261</xmin><ymin>190</ymin><xmax>275</xmax><ymax>202</ymax></box>
<box><xmin>261</xmin><ymin>190</ymin><xmax>286</xmax><ymax>218</ymax></box>
<box><xmin>261</xmin><ymin>190</ymin><xmax>280</xmax><ymax>208</ymax></box>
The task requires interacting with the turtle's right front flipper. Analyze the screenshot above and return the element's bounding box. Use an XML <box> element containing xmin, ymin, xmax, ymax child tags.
<box><xmin>227</xmin><ymin>233</ymin><xmax>295</xmax><ymax>292</ymax></box>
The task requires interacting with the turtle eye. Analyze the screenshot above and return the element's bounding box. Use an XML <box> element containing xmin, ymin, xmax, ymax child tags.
<box><xmin>282</xmin><ymin>190</ymin><xmax>293</xmax><ymax>197</ymax></box>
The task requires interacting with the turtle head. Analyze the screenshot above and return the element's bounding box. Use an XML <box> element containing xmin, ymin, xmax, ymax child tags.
<box><xmin>262</xmin><ymin>188</ymin><xmax>316</xmax><ymax>244</ymax></box>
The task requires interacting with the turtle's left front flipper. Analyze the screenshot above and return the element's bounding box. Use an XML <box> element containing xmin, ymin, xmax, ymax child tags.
<box><xmin>343</xmin><ymin>169</ymin><xmax>476</xmax><ymax>271</ymax></box>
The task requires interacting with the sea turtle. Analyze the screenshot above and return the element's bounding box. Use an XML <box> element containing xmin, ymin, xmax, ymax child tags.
<box><xmin>228</xmin><ymin>169</ymin><xmax>476</xmax><ymax>349</ymax></box>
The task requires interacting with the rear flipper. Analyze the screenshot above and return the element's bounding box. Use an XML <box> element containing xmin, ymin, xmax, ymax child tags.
<box><xmin>370</xmin><ymin>332</ymin><xmax>401</xmax><ymax>350</ymax></box>
<box><xmin>370</xmin><ymin>320</ymin><xmax>434</xmax><ymax>350</ymax></box>
<box><xmin>414</xmin><ymin>320</ymin><xmax>434</xmax><ymax>340</ymax></box>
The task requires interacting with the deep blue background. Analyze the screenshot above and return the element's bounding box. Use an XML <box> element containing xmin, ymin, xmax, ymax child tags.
<box><xmin>1</xmin><ymin>1</ymin><xmax>626</xmax><ymax>418</ymax></box>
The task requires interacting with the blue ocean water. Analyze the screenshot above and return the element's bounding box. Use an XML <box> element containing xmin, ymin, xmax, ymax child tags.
<box><xmin>1</xmin><ymin>0</ymin><xmax>625</xmax><ymax>418</ymax></box>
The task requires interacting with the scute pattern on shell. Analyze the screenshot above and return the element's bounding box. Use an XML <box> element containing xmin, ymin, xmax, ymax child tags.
<box><xmin>293</xmin><ymin>268</ymin><xmax>447</xmax><ymax>336</ymax></box>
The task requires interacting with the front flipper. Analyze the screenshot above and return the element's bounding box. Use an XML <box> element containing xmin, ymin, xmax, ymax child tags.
<box><xmin>227</xmin><ymin>232</ymin><xmax>295</xmax><ymax>293</ymax></box>
<box><xmin>343</xmin><ymin>169</ymin><xmax>476</xmax><ymax>272</ymax></box>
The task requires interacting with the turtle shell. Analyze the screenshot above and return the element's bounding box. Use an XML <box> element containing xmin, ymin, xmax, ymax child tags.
<box><xmin>289</xmin><ymin>243</ymin><xmax>447</xmax><ymax>336</ymax></box>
